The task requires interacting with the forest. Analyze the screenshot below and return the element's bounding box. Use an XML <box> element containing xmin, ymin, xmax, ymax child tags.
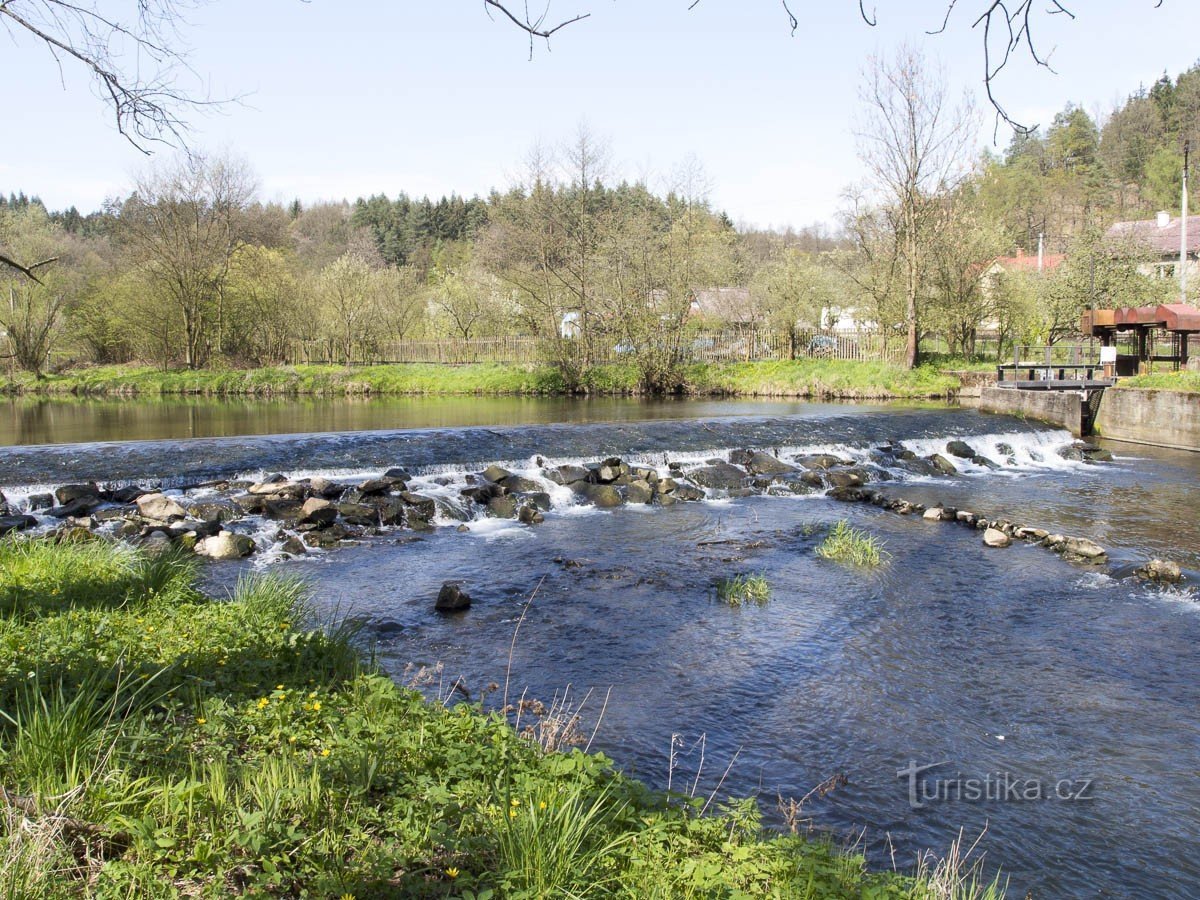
<box><xmin>2</xmin><ymin>57</ymin><xmax>1197</xmax><ymax>391</ymax></box>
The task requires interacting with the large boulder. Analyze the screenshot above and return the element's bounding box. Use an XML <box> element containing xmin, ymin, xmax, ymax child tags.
<box><xmin>337</xmin><ymin>502</ymin><xmax>378</xmax><ymax>526</ymax></box>
<box><xmin>983</xmin><ymin>528</ymin><xmax>1012</xmax><ymax>548</ymax></box>
<box><xmin>55</xmin><ymin>483</ymin><xmax>100</xmax><ymax>505</ymax></box>
<box><xmin>544</xmin><ymin>464</ymin><xmax>590</xmax><ymax>486</ymax></box>
<box><xmin>825</xmin><ymin>468</ymin><xmax>869</xmax><ymax>489</ymax></box>
<box><xmin>517</xmin><ymin>504</ymin><xmax>545</xmax><ymax>525</ymax></box>
<box><xmin>195</xmin><ymin>531</ymin><xmax>256</xmax><ymax>560</ymax></box>
<box><xmin>300</xmin><ymin>497</ymin><xmax>339</xmax><ymax>526</ymax></box>
<box><xmin>797</xmin><ymin>454</ymin><xmax>849</xmax><ymax>471</ymax></box>
<box><xmin>688</xmin><ymin>462</ymin><xmax>748</xmax><ymax>491</ymax></box>
<box><xmin>1060</xmin><ymin>537</ymin><xmax>1107</xmax><ymax>564</ymax></box>
<box><xmin>501</xmin><ymin>475</ymin><xmax>544</xmax><ymax>494</ymax></box>
<box><xmin>190</xmin><ymin>500</ymin><xmax>239</xmax><ymax>523</ymax></box>
<box><xmin>673</xmin><ymin>484</ymin><xmax>705</xmax><ymax>502</ymax></box>
<box><xmin>47</xmin><ymin>496</ymin><xmax>101</xmax><ymax>519</ymax></box>
<box><xmin>1135</xmin><ymin>559</ymin><xmax>1184</xmax><ymax>584</ymax></box>
<box><xmin>481</xmin><ymin>464</ymin><xmax>512</xmax><ymax>483</ymax></box>
<box><xmin>926</xmin><ymin>454</ymin><xmax>958</xmax><ymax>476</ymax></box>
<box><xmin>744</xmin><ymin>451</ymin><xmax>795</xmax><ymax>476</ymax></box>
<box><xmin>487</xmin><ymin>495</ymin><xmax>519</xmax><ymax>518</ymax></box>
<box><xmin>0</xmin><ymin>514</ymin><xmax>37</xmax><ymax>536</ymax></box>
<box><xmin>624</xmin><ymin>480</ymin><xmax>654</xmax><ymax>504</ymax></box>
<box><xmin>945</xmin><ymin>440</ymin><xmax>975</xmax><ymax>459</ymax></box>
<box><xmin>136</xmin><ymin>492</ymin><xmax>188</xmax><ymax>522</ymax></box>
<box><xmin>399</xmin><ymin>492</ymin><xmax>437</xmax><ymax>520</ymax></box>
<box><xmin>435</xmin><ymin>582</ymin><xmax>472</xmax><ymax>612</ymax></box>
<box><xmin>584</xmin><ymin>484</ymin><xmax>625</xmax><ymax>508</ymax></box>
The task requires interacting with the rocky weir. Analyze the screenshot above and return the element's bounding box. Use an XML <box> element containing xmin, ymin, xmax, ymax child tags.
<box><xmin>0</xmin><ymin>433</ymin><xmax>1186</xmax><ymax>586</ymax></box>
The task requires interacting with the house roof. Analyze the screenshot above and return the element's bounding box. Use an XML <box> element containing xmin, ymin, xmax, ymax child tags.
<box><xmin>1105</xmin><ymin>214</ymin><xmax>1200</xmax><ymax>255</ymax></box>
<box><xmin>689</xmin><ymin>287</ymin><xmax>755</xmax><ymax>321</ymax></box>
<box><xmin>989</xmin><ymin>251</ymin><xmax>1065</xmax><ymax>273</ymax></box>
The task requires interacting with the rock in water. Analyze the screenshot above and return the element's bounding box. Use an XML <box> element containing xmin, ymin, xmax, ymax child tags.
<box><xmin>945</xmin><ymin>440</ymin><xmax>975</xmax><ymax>459</ymax></box>
<box><xmin>195</xmin><ymin>531</ymin><xmax>256</xmax><ymax>560</ymax></box>
<box><xmin>0</xmin><ymin>514</ymin><xmax>37</xmax><ymax>536</ymax></box>
<box><xmin>1136</xmin><ymin>559</ymin><xmax>1184</xmax><ymax>584</ymax></box>
<box><xmin>983</xmin><ymin>528</ymin><xmax>1012</xmax><ymax>548</ymax></box>
<box><xmin>1060</xmin><ymin>537</ymin><xmax>1107</xmax><ymax>563</ymax></box>
<box><xmin>300</xmin><ymin>497</ymin><xmax>338</xmax><ymax>526</ymax></box>
<box><xmin>688</xmin><ymin>462</ymin><xmax>748</xmax><ymax>491</ymax></box>
<box><xmin>436</xmin><ymin>582</ymin><xmax>472</xmax><ymax>612</ymax></box>
<box><xmin>926</xmin><ymin>454</ymin><xmax>958</xmax><ymax>475</ymax></box>
<box><xmin>923</xmin><ymin>507</ymin><xmax>947</xmax><ymax>521</ymax></box>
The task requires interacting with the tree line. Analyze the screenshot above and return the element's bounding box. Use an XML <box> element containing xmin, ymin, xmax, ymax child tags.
<box><xmin>3</xmin><ymin>55</ymin><xmax>1193</xmax><ymax>388</ymax></box>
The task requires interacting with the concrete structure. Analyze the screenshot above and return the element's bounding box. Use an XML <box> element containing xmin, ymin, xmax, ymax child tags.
<box><xmin>1094</xmin><ymin>388</ymin><xmax>1200</xmax><ymax>452</ymax></box>
<box><xmin>979</xmin><ymin>386</ymin><xmax>1085</xmax><ymax>436</ymax></box>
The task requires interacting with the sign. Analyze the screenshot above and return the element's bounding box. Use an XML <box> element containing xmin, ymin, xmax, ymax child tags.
<box><xmin>1099</xmin><ymin>346</ymin><xmax>1117</xmax><ymax>364</ymax></box>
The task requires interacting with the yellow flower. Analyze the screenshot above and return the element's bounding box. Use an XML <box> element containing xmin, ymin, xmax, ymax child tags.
<box><xmin>339</xmin><ymin>894</ymin><xmax>355</xmax><ymax>900</ymax></box>
<box><xmin>257</xmin><ymin>698</ymin><xmax>269</xmax><ymax>709</ymax></box>
<box><xmin>510</xmin><ymin>798</ymin><xmax>520</xmax><ymax>807</ymax></box>
<box><xmin>195</xmin><ymin>717</ymin><xmax>206</xmax><ymax>725</ymax></box>
<box><xmin>508</xmin><ymin>809</ymin><xmax>517</xmax><ymax>818</ymax></box>
<box><xmin>288</xmin><ymin>735</ymin><xmax>297</xmax><ymax>743</ymax></box>
<box><xmin>312</xmin><ymin>701</ymin><xmax>321</xmax><ymax>711</ymax></box>
<box><xmin>445</xmin><ymin>867</ymin><xmax>460</xmax><ymax>879</ymax></box>
<box><xmin>538</xmin><ymin>800</ymin><xmax>547</xmax><ymax>810</ymax></box>
<box><xmin>280</xmin><ymin>623</ymin><xmax>289</xmax><ymax>629</ymax></box>
<box><xmin>320</xmin><ymin>748</ymin><xmax>331</xmax><ymax>757</ymax></box>
<box><xmin>275</xmin><ymin>684</ymin><xmax>284</xmax><ymax>691</ymax></box>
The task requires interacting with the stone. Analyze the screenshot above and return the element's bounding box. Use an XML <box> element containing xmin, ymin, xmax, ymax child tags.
<box><xmin>55</xmin><ymin>483</ymin><xmax>100</xmax><ymax>505</ymax></box>
<box><xmin>435</xmin><ymin>582</ymin><xmax>472</xmax><ymax>612</ymax></box>
<box><xmin>308</xmin><ymin>477</ymin><xmax>345</xmax><ymax>499</ymax></box>
<box><xmin>654</xmin><ymin>492</ymin><xmax>680</xmax><ymax>507</ymax></box>
<box><xmin>481</xmin><ymin>464</ymin><xmax>512</xmax><ymax>483</ymax></box>
<box><xmin>1136</xmin><ymin>559</ymin><xmax>1184</xmax><ymax>584</ymax></box>
<box><xmin>744</xmin><ymin>451</ymin><xmax>795</xmax><ymax>476</ymax></box>
<box><xmin>518</xmin><ymin>491</ymin><xmax>552</xmax><ymax>511</ymax></box>
<box><xmin>356</xmin><ymin>478</ymin><xmax>393</xmax><ymax>496</ymax></box>
<box><xmin>300</xmin><ymin>497</ymin><xmax>338</xmax><ymax>526</ymax></box>
<box><xmin>945</xmin><ymin>440</ymin><xmax>975</xmax><ymax>459</ymax></box>
<box><xmin>234</xmin><ymin>493</ymin><xmax>267</xmax><ymax>514</ymax></box>
<box><xmin>797</xmin><ymin>454</ymin><xmax>849</xmax><ymax>470</ymax></box>
<box><xmin>544</xmin><ymin>464</ymin><xmax>590</xmax><ymax>486</ymax></box>
<box><xmin>399</xmin><ymin>492</ymin><xmax>437</xmax><ymax>520</ymax></box>
<box><xmin>107</xmin><ymin>485</ymin><xmax>150</xmax><ymax>504</ymax></box>
<box><xmin>624</xmin><ymin>480</ymin><xmax>654</xmax><ymax>504</ymax></box>
<box><xmin>971</xmin><ymin>455</ymin><xmax>1000</xmax><ymax>470</ymax></box>
<box><xmin>195</xmin><ymin>531</ymin><xmax>256</xmax><ymax>560</ymax></box>
<box><xmin>1014</xmin><ymin>526</ymin><xmax>1049</xmax><ymax>541</ymax></box>
<box><xmin>382</xmin><ymin>467</ymin><xmax>411</xmax><ymax>482</ymax></box>
<box><xmin>983</xmin><ymin>528</ymin><xmax>1012</xmax><ymax>548</ymax></box>
<box><xmin>728</xmin><ymin>449</ymin><xmax>754</xmax><ymax>466</ymax></box>
<box><xmin>281</xmin><ymin>535</ymin><xmax>308</xmax><ymax>556</ymax></box>
<box><xmin>584</xmin><ymin>484</ymin><xmax>625</xmax><ymax>508</ymax></box>
<box><xmin>248</xmin><ymin>476</ymin><xmax>291</xmax><ymax>495</ymax></box>
<box><xmin>337</xmin><ymin>502</ymin><xmax>378</xmax><ymax>526</ymax></box>
<box><xmin>27</xmin><ymin>493</ymin><xmax>54</xmax><ymax>511</ymax></box>
<box><xmin>825</xmin><ymin>469</ymin><xmax>868</xmax><ymax>489</ymax></box>
<box><xmin>0</xmin><ymin>514</ymin><xmax>37</xmax><ymax>536</ymax></box>
<box><xmin>372</xmin><ymin>497</ymin><xmax>408</xmax><ymax>526</ymax></box>
<box><xmin>461</xmin><ymin>483</ymin><xmax>505</xmax><ymax>504</ymax></box>
<box><xmin>136</xmin><ymin>492</ymin><xmax>187</xmax><ymax>521</ymax></box>
<box><xmin>926</xmin><ymin>454</ymin><xmax>958</xmax><ymax>476</ymax></box>
<box><xmin>501</xmin><ymin>475</ymin><xmax>544</xmax><ymax>494</ymax></box>
<box><xmin>517</xmin><ymin>505</ymin><xmax>544</xmax><ymax>525</ymax></box>
<box><xmin>923</xmin><ymin>507</ymin><xmax>947</xmax><ymax>521</ymax></box>
<box><xmin>47</xmin><ymin>496</ymin><xmax>101</xmax><ymax>519</ymax></box>
<box><xmin>191</xmin><ymin>500</ymin><xmax>239</xmax><ymax>523</ymax></box>
<box><xmin>688</xmin><ymin>462</ymin><xmax>748</xmax><ymax>491</ymax></box>
<box><xmin>1060</xmin><ymin>537</ymin><xmax>1107</xmax><ymax>563</ymax></box>
<box><xmin>139</xmin><ymin>531</ymin><xmax>174</xmax><ymax>554</ymax></box>
<box><xmin>995</xmin><ymin>442</ymin><xmax>1016</xmax><ymax>457</ymax></box>
<box><xmin>588</xmin><ymin>462</ymin><xmax>621</xmax><ymax>484</ymax></box>
<box><xmin>655</xmin><ymin>477</ymin><xmax>678</xmax><ymax>494</ymax></box>
<box><xmin>673</xmin><ymin>484</ymin><xmax>705</xmax><ymax>502</ymax></box>
<box><xmin>487</xmin><ymin>495</ymin><xmax>518</xmax><ymax>518</ymax></box>
<box><xmin>263</xmin><ymin>499</ymin><xmax>304</xmax><ymax>522</ymax></box>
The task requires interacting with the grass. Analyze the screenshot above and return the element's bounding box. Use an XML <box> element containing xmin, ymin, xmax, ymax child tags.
<box><xmin>1117</xmin><ymin>370</ymin><xmax>1200</xmax><ymax>393</ymax></box>
<box><xmin>817</xmin><ymin>520</ymin><xmax>888</xmax><ymax>567</ymax></box>
<box><xmin>0</xmin><ymin>536</ymin><xmax>998</xmax><ymax>898</ymax></box>
<box><xmin>2</xmin><ymin>359</ymin><xmax>966</xmax><ymax>399</ymax></box>
<box><xmin>715</xmin><ymin>573</ymin><xmax>772</xmax><ymax>606</ymax></box>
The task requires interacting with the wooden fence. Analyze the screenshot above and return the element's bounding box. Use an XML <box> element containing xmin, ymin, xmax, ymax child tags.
<box><xmin>285</xmin><ymin>330</ymin><xmax>907</xmax><ymax>367</ymax></box>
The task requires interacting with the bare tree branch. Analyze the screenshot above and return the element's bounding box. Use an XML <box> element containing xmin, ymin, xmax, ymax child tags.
<box><xmin>0</xmin><ymin>252</ymin><xmax>58</xmax><ymax>284</ymax></box>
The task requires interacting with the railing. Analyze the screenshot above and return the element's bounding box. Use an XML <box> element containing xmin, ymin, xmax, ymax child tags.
<box><xmin>995</xmin><ymin>344</ymin><xmax>1110</xmax><ymax>385</ymax></box>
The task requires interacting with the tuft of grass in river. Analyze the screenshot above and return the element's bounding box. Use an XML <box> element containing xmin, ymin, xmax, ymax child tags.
<box><xmin>817</xmin><ymin>520</ymin><xmax>887</xmax><ymax>567</ymax></box>
<box><xmin>0</xmin><ymin>536</ymin><xmax>995</xmax><ymax>898</ymax></box>
<box><xmin>716</xmin><ymin>573</ymin><xmax>772</xmax><ymax>606</ymax></box>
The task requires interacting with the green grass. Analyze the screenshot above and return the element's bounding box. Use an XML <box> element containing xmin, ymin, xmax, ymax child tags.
<box><xmin>817</xmin><ymin>520</ymin><xmax>888</xmax><ymax>567</ymax></box>
<box><xmin>1117</xmin><ymin>370</ymin><xmax>1200</xmax><ymax>393</ymax></box>
<box><xmin>715</xmin><ymin>573</ymin><xmax>772</xmax><ymax>606</ymax></box>
<box><xmin>0</xmin><ymin>537</ymin><xmax>998</xmax><ymax>898</ymax></box>
<box><xmin>3</xmin><ymin>359</ymin><xmax>964</xmax><ymax>399</ymax></box>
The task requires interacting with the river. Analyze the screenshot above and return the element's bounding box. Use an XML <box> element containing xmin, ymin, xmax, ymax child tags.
<box><xmin>1</xmin><ymin>396</ymin><xmax>1198</xmax><ymax>899</ymax></box>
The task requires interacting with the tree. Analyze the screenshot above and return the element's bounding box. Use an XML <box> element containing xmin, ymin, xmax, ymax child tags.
<box><xmin>854</xmin><ymin>46</ymin><xmax>975</xmax><ymax>368</ymax></box>
<box><xmin>750</xmin><ymin>250</ymin><xmax>840</xmax><ymax>357</ymax></box>
<box><xmin>117</xmin><ymin>153</ymin><xmax>256</xmax><ymax>368</ymax></box>
<box><xmin>318</xmin><ymin>253</ymin><xmax>378</xmax><ymax>364</ymax></box>
<box><xmin>0</xmin><ymin>205</ymin><xmax>76</xmax><ymax>374</ymax></box>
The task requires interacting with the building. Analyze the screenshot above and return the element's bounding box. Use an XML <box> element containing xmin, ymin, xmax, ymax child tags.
<box><xmin>687</xmin><ymin>287</ymin><xmax>755</xmax><ymax>325</ymax></box>
<box><xmin>981</xmin><ymin>248</ymin><xmax>1066</xmax><ymax>280</ymax></box>
<box><xmin>1105</xmin><ymin>211</ymin><xmax>1200</xmax><ymax>282</ymax></box>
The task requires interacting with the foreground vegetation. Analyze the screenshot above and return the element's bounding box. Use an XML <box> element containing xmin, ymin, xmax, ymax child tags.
<box><xmin>817</xmin><ymin>521</ymin><xmax>888</xmax><ymax>568</ymax></box>
<box><xmin>0</xmin><ymin>538</ymin><xmax>1002</xmax><ymax>898</ymax></box>
<box><xmin>1117</xmin><ymin>370</ymin><xmax>1200</xmax><ymax>393</ymax></box>
<box><xmin>0</xmin><ymin>359</ymin><xmax>965</xmax><ymax>400</ymax></box>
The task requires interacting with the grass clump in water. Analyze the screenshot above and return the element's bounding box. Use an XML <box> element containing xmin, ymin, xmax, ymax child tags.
<box><xmin>716</xmin><ymin>573</ymin><xmax>772</xmax><ymax>606</ymax></box>
<box><xmin>817</xmin><ymin>520</ymin><xmax>887</xmax><ymax>567</ymax></box>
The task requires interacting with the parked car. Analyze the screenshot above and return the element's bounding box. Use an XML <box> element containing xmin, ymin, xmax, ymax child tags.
<box><xmin>807</xmin><ymin>335</ymin><xmax>838</xmax><ymax>357</ymax></box>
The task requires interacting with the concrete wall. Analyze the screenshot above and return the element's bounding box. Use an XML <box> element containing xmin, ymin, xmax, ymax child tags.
<box><xmin>1095</xmin><ymin>388</ymin><xmax>1200</xmax><ymax>451</ymax></box>
<box><xmin>979</xmin><ymin>387</ymin><xmax>1083</xmax><ymax>436</ymax></box>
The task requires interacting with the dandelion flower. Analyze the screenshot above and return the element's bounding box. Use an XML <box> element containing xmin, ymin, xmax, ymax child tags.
<box><xmin>446</xmin><ymin>867</ymin><xmax>459</xmax><ymax>879</ymax></box>
<box><xmin>510</xmin><ymin>798</ymin><xmax>520</xmax><ymax>807</ymax></box>
<box><xmin>195</xmin><ymin>717</ymin><xmax>206</xmax><ymax>725</ymax></box>
<box><xmin>320</xmin><ymin>748</ymin><xmax>331</xmax><ymax>757</ymax></box>
<box><xmin>509</xmin><ymin>809</ymin><xmax>517</xmax><ymax>818</ymax></box>
<box><xmin>538</xmin><ymin>800</ymin><xmax>547</xmax><ymax>810</ymax></box>
<box><xmin>312</xmin><ymin>701</ymin><xmax>321</xmax><ymax>711</ymax></box>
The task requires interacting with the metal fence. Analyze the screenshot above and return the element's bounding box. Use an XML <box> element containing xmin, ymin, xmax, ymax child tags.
<box><xmin>284</xmin><ymin>330</ymin><xmax>907</xmax><ymax>368</ymax></box>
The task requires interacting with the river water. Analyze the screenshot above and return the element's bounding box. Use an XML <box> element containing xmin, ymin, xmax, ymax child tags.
<box><xmin>1</xmin><ymin>397</ymin><xmax>1198</xmax><ymax>899</ymax></box>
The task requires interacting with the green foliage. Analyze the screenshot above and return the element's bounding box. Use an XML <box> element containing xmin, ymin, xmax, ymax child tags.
<box><xmin>0</xmin><ymin>538</ymin><xmax>988</xmax><ymax>898</ymax></box>
<box><xmin>687</xmin><ymin>359</ymin><xmax>962</xmax><ymax>399</ymax></box>
<box><xmin>817</xmin><ymin>521</ymin><xmax>887</xmax><ymax>567</ymax></box>
<box><xmin>1117</xmin><ymin>370</ymin><xmax>1200</xmax><ymax>393</ymax></box>
<box><xmin>715</xmin><ymin>573</ymin><xmax>772</xmax><ymax>607</ymax></box>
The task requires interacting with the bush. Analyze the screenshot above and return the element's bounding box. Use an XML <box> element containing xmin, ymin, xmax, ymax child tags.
<box><xmin>817</xmin><ymin>520</ymin><xmax>887</xmax><ymax>567</ymax></box>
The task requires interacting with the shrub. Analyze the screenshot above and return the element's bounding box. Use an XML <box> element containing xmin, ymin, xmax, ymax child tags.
<box><xmin>716</xmin><ymin>573</ymin><xmax>771</xmax><ymax>606</ymax></box>
<box><xmin>817</xmin><ymin>520</ymin><xmax>887</xmax><ymax>567</ymax></box>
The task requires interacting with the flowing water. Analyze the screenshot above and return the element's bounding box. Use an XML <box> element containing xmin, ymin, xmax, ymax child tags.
<box><xmin>2</xmin><ymin>397</ymin><xmax>1198</xmax><ymax>899</ymax></box>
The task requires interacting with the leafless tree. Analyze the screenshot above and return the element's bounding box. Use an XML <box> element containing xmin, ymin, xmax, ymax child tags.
<box><xmin>855</xmin><ymin>46</ymin><xmax>975</xmax><ymax>368</ymax></box>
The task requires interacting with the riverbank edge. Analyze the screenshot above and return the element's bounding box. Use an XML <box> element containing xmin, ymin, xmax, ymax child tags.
<box><xmin>1</xmin><ymin>360</ymin><xmax>965</xmax><ymax>401</ymax></box>
<box><xmin>0</xmin><ymin>537</ymin><xmax>989</xmax><ymax>897</ymax></box>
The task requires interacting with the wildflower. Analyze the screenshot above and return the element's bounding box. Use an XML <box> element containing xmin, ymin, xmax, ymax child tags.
<box><xmin>320</xmin><ymin>748</ymin><xmax>331</xmax><ymax>757</ymax></box>
<box><xmin>446</xmin><ymin>867</ymin><xmax>460</xmax><ymax>879</ymax></box>
<box><xmin>276</xmin><ymin>684</ymin><xmax>284</xmax><ymax>691</ymax></box>
<box><xmin>312</xmin><ymin>701</ymin><xmax>321</xmax><ymax>711</ymax></box>
<box><xmin>196</xmin><ymin>717</ymin><xmax>207</xmax><ymax>725</ymax></box>
<box><xmin>509</xmin><ymin>809</ymin><xmax>517</xmax><ymax>818</ymax></box>
<box><xmin>257</xmin><ymin>698</ymin><xmax>269</xmax><ymax>709</ymax></box>
<box><xmin>510</xmin><ymin>798</ymin><xmax>520</xmax><ymax>807</ymax></box>
<box><xmin>538</xmin><ymin>800</ymin><xmax>547</xmax><ymax>810</ymax></box>
<box><xmin>280</xmin><ymin>623</ymin><xmax>289</xmax><ymax>630</ymax></box>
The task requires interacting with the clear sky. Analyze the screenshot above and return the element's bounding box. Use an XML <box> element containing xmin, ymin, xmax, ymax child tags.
<box><xmin>2</xmin><ymin>1</ymin><xmax>1198</xmax><ymax>228</ymax></box>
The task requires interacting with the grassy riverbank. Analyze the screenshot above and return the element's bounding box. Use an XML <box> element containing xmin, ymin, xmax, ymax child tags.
<box><xmin>0</xmin><ymin>537</ymin><xmax>1001</xmax><ymax>898</ymax></box>
<box><xmin>2</xmin><ymin>360</ymin><xmax>964</xmax><ymax>400</ymax></box>
<box><xmin>1117</xmin><ymin>370</ymin><xmax>1200</xmax><ymax>393</ymax></box>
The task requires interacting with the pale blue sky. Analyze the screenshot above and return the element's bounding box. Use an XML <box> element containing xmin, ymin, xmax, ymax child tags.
<box><xmin>2</xmin><ymin>1</ymin><xmax>1198</xmax><ymax>227</ymax></box>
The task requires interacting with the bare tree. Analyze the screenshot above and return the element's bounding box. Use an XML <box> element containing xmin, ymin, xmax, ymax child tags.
<box><xmin>855</xmin><ymin>46</ymin><xmax>975</xmax><ymax>368</ymax></box>
<box><xmin>118</xmin><ymin>152</ymin><xmax>256</xmax><ymax>368</ymax></box>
